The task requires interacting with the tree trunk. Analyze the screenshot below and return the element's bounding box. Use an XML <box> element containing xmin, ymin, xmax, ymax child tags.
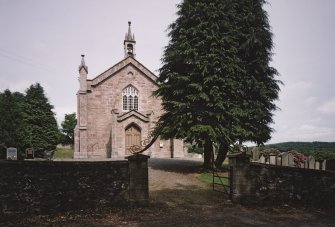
<box><xmin>203</xmin><ymin>139</ymin><xmax>213</xmax><ymax>170</ymax></box>
<box><xmin>215</xmin><ymin>141</ymin><xmax>229</xmax><ymax>168</ymax></box>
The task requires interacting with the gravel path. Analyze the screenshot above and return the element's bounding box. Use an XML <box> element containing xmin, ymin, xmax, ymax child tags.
<box><xmin>146</xmin><ymin>158</ymin><xmax>335</xmax><ymax>227</ymax></box>
<box><xmin>149</xmin><ymin>158</ymin><xmax>207</xmax><ymax>191</ymax></box>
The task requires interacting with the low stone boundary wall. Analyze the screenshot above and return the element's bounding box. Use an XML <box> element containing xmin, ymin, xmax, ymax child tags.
<box><xmin>229</xmin><ymin>153</ymin><xmax>335</xmax><ymax>207</ymax></box>
<box><xmin>0</xmin><ymin>154</ymin><xmax>149</xmax><ymax>215</ymax></box>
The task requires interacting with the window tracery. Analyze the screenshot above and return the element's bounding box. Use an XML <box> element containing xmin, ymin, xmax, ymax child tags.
<box><xmin>122</xmin><ymin>85</ymin><xmax>138</xmax><ymax>111</ymax></box>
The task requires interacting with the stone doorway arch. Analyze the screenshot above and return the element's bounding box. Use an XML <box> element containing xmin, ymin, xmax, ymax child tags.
<box><xmin>125</xmin><ymin>123</ymin><xmax>141</xmax><ymax>155</ymax></box>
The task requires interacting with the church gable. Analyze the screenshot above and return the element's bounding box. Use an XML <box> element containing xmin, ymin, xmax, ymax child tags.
<box><xmin>74</xmin><ymin>21</ymin><xmax>184</xmax><ymax>160</ymax></box>
<box><xmin>89</xmin><ymin>57</ymin><xmax>158</xmax><ymax>88</ymax></box>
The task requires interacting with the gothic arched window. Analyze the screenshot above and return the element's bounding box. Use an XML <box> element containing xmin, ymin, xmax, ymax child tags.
<box><xmin>122</xmin><ymin>85</ymin><xmax>138</xmax><ymax>111</ymax></box>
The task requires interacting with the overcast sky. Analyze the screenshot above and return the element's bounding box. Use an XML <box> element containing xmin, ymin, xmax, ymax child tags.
<box><xmin>0</xmin><ymin>0</ymin><xmax>334</xmax><ymax>144</ymax></box>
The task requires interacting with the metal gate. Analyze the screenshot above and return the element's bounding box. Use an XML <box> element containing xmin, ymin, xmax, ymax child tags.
<box><xmin>212</xmin><ymin>165</ymin><xmax>232</xmax><ymax>198</ymax></box>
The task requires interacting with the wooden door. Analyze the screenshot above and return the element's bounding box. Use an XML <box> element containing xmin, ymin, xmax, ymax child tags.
<box><xmin>125</xmin><ymin>125</ymin><xmax>141</xmax><ymax>154</ymax></box>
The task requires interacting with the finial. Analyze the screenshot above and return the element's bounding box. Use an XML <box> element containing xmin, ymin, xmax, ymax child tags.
<box><xmin>79</xmin><ymin>54</ymin><xmax>88</xmax><ymax>73</ymax></box>
<box><xmin>80</xmin><ymin>54</ymin><xmax>86</xmax><ymax>65</ymax></box>
<box><xmin>125</xmin><ymin>21</ymin><xmax>134</xmax><ymax>41</ymax></box>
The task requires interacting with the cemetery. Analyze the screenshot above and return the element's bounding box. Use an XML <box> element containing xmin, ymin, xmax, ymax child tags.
<box><xmin>228</xmin><ymin>151</ymin><xmax>335</xmax><ymax>206</ymax></box>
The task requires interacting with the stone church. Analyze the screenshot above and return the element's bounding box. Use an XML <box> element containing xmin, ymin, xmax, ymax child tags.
<box><xmin>74</xmin><ymin>22</ymin><xmax>183</xmax><ymax>159</ymax></box>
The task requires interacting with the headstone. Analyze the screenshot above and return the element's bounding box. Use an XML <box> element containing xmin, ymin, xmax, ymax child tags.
<box><xmin>6</xmin><ymin>147</ymin><xmax>17</xmax><ymax>160</ymax></box>
<box><xmin>276</xmin><ymin>156</ymin><xmax>282</xmax><ymax>166</ymax></box>
<box><xmin>282</xmin><ymin>153</ymin><xmax>289</xmax><ymax>166</ymax></box>
<box><xmin>25</xmin><ymin>148</ymin><xmax>34</xmax><ymax>159</ymax></box>
<box><xmin>259</xmin><ymin>155</ymin><xmax>265</xmax><ymax>164</ymax></box>
<box><xmin>315</xmin><ymin>161</ymin><xmax>320</xmax><ymax>170</ymax></box>
<box><xmin>326</xmin><ymin>159</ymin><xmax>335</xmax><ymax>171</ymax></box>
<box><xmin>304</xmin><ymin>161</ymin><xmax>308</xmax><ymax>168</ymax></box>
<box><xmin>269</xmin><ymin>155</ymin><xmax>276</xmax><ymax>165</ymax></box>
<box><xmin>252</xmin><ymin>149</ymin><xmax>260</xmax><ymax>161</ymax></box>
<box><xmin>288</xmin><ymin>153</ymin><xmax>295</xmax><ymax>167</ymax></box>
<box><xmin>322</xmin><ymin>160</ymin><xmax>326</xmax><ymax>170</ymax></box>
<box><xmin>308</xmin><ymin>156</ymin><xmax>315</xmax><ymax>169</ymax></box>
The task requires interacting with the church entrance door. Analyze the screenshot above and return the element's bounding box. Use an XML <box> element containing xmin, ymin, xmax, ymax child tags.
<box><xmin>125</xmin><ymin>124</ymin><xmax>141</xmax><ymax>155</ymax></box>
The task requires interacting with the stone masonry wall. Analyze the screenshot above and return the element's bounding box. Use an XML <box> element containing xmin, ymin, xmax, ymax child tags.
<box><xmin>229</xmin><ymin>154</ymin><xmax>335</xmax><ymax>207</ymax></box>
<box><xmin>249</xmin><ymin>163</ymin><xmax>335</xmax><ymax>206</ymax></box>
<box><xmin>0</xmin><ymin>160</ymin><xmax>129</xmax><ymax>215</ymax></box>
<box><xmin>86</xmin><ymin>62</ymin><xmax>163</xmax><ymax>158</ymax></box>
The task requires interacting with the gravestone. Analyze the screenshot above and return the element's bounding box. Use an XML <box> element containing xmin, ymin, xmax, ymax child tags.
<box><xmin>25</xmin><ymin>148</ymin><xmax>34</xmax><ymax>159</ymax></box>
<box><xmin>282</xmin><ymin>153</ymin><xmax>289</xmax><ymax>166</ymax></box>
<box><xmin>252</xmin><ymin>149</ymin><xmax>260</xmax><ymax>161</ymax></box>
<box><xmin>276</xmin><ymin>156</ymin><xmax>282</xmax><ymax>166</ymax></box>
<box><xmin>269</xmin><ymin>155</ymin><xmax>276</xmax><ymax>165</ymax></box>
<box><xmin>288</xmin><ymin>153</ymin><xmax>295</xmax><ymax>167</ymax></box>
<box><xmin>304</xmin><ymin>161</ymin><xmax>308</xmax><ymax>168</ymax></box>
<box><xmin>259</xmin><ymin>155</ymin><xmax>265</xmax><ymax>164</ymax></box>
<box><xmin>308</xmin><ymin>156</ymin><xmax>315</xmax><ymax>169</ymax></box>
<box><xmin>315</xmin><ymin>161</ymin><xmax>320</xmax><ymax>170</ymax></box>
<box><xmin>322</xmin><ymin>160</ymin><xmax>326</xmax><ymax>170</ymax></box>
<box><xmin>6</xmin><ymin>147</ymin><xmax>17</xmax><ymax>160</ymax></box>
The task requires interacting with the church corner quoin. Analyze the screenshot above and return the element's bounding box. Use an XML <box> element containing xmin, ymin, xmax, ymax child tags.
<box><xmin>74</xmin><ymin>22</ymin><xmax>183</xmax><ymax>159</ymax></box>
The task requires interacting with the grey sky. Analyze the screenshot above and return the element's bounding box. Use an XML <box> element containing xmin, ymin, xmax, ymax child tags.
<box><xmin>0</xmin><ymin>0</ymin><xmax>334</xmax><ymax>144</ymax></box>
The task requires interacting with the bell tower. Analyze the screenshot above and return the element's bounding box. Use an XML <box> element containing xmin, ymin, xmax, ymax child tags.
<box><xmin>124</xmin><ymin>21</ymin><xmax>136</xmax><ymax>58</ymax></box>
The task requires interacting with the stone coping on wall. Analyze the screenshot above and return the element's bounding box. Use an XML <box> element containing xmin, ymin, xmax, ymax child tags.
<box><xmin>52</xmin><ymin>158</ymin><xmax>128</xmax><ymax>162</ymax></box>
<box><xmin>0</xmin><ymin>158</ymin><xmax>128</xmax><ymax>162</ymax></box>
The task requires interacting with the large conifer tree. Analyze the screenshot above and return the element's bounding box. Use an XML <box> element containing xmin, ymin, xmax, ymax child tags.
<box><xmin>154</xmin><ymin>0</ymin><xmax>280</xmax><ymax>168</ymax></box>
<box><xmin>23</xmin><ymin>83</ymin><xmax>59</xmax><ymax>154</ymax></box>
<box><xmin>0</xmin><ymin>90</ymin><xmax>26</xmax><ymax>158</ymax></box>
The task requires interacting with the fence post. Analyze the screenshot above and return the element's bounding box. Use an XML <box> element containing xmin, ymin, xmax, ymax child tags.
<box><xmin>227</xmin><ymin>152</ymin><xmax>252</xmax><ymax>202</ymax></box>
<box><xmin>126</xmin><ymin>154</ymin><xmax>150</xmax><ymax>206</ymax></box>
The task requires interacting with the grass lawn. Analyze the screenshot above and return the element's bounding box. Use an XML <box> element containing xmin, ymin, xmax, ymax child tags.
<box><xmin>53</xmin><ymin>148</ymin><xmax>73</xmax><ymax>159</ymax></box>
<box><xmin>197</xmin><ymin>172</ymin><xmax>229</xmax><ymax>185</ymax></box>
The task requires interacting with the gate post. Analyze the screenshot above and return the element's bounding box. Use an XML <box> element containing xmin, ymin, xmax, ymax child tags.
<box><xmin>126</xmin><ymin>154</ymin><xmax>150</xmax><ymax>206</ymax></box>
<box><xmin>227</xmin><ymin>152</ymin><xmax>252</xmax><ymax>202</ymax></box>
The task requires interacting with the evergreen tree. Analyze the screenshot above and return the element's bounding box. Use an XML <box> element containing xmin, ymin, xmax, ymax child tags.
<box><xmin>23</xmin><ymin>83</ymin><xmax>59</xmax><ymax>154</ymax></box>
<box><xmin>215</xmin><ymin>0</ymin><xmax>281</xmax><ymax>166</ymax></box>
<box><xmin>60</xmin><ymin>113</ymin><xmax>77</xmax><ymax>145</ymax></box>
<box><xmin>0</xmin><ymin>90</ymin><xmax>26</xmax><ymax>158</ymax></box>
<box><xmin>154</xmin><ymin>0</ymin><xmax>280</xmax><ymax>168</ymax></box>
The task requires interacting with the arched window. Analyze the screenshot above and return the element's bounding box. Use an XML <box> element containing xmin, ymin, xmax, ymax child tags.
<box><xmin>122</xmin><ymin>85</ymin><xmax>138</xmax><ymax>111</ymax></box>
